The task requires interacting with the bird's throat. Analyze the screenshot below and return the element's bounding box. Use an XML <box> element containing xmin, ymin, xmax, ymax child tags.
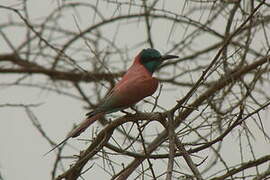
<box><xmin>143</xmin><ymin>61</ymin><xmax>162</xmax><ymax>74</ymax></box>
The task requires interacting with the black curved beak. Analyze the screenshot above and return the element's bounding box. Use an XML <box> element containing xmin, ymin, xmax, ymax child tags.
<box><xmin>161</xmin><ymin>55</ymin><xmax>179</xmax><ymax>61</ymax></box>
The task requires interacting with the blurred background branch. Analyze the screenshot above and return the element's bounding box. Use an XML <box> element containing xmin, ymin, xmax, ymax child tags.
<box><xmin>0</xmin><ymin>0</ymin><xmax>270</xmax><ymax>180</ymax></box>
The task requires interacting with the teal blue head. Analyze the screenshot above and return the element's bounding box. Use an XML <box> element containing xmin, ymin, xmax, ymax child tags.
<box><xmin>139</xmin><ymin>48</ymin><xmax>178</xmax><ymax>73</ymax></box>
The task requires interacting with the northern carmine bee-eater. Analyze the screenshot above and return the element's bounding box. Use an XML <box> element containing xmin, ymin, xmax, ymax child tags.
<box><xmin>46</xmin><ymin>48</ymin><xmax>178</xmax><ymax>154</ymax></box>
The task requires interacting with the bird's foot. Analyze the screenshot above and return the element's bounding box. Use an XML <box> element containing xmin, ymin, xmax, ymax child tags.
<box><xmin>130</xmin><ymin>106</ymin><xmax>140</xmax><ymax>114</ymax></box>
<box><xmin>121</xmin><ymin>109</ymin><xmax>133</xmax><ymax>116</ymax></box>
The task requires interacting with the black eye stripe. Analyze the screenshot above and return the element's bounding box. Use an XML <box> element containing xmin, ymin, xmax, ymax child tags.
<box><xmin>141</xmin><ymin>57</ymin><xmax>160</xmax><ymax>63</ymax></box>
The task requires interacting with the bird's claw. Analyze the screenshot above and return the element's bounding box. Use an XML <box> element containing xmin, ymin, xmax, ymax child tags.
<box><xmin>130</xmin><ymin>106</ymin><xmax>140</xmax><ymax>113</ymax></box>
<box><xmin>121</xmin><ymin>109</ymin><xmax>133</xmax><ymax>116</ymax></box>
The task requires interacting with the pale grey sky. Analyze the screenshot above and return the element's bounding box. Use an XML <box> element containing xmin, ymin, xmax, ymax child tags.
<box><xmin>1</xmin><ymin>0</ymin><xmax>270</xmax><ymax>180</ymax></box>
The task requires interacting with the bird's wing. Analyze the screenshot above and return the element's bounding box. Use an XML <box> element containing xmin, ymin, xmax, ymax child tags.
<box><xmin>97</xmin><ymin>75</ymin><xmax>158</xmax><ymax>113</ymax></box>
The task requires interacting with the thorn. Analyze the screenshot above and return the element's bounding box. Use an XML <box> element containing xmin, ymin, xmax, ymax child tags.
<box><xmin>175</xmin><ymin>102</ymin><xmax>197</xmax><ymax>111</ymax></box>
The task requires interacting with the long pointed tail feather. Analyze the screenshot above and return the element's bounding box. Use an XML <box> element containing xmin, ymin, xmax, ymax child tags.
<box><xmin>44</xmin><ymin>112</ymin><xmax>104</xmax><ymax>155</ymax></box>
<box><xmin>68</xmin><ymin>112</ymin><xmax>104</xmax><ymax>138</ymax></box>
<box><xmin>43</xmin><ymin>136</ymin><xmax>70</xmax><ymax>156</ymax></box>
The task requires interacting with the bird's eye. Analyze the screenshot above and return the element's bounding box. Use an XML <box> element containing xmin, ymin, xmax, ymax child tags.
<box><xmin>143</xmin><ymin>57</ymin><xmax>159</xmax><ymax>63</ymax></box>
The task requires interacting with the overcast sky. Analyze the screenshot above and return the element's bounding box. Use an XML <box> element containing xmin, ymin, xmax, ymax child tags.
<box><xmin>1</xmin><ymin>1</ymin><xmax>270</xmax><ymax>180</ymax></box>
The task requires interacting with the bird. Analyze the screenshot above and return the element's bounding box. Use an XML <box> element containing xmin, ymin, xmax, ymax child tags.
<box><xmin>45</xmin><ymin>48</ymin><xmax>178</xmax><ymax>155</ymax></box>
